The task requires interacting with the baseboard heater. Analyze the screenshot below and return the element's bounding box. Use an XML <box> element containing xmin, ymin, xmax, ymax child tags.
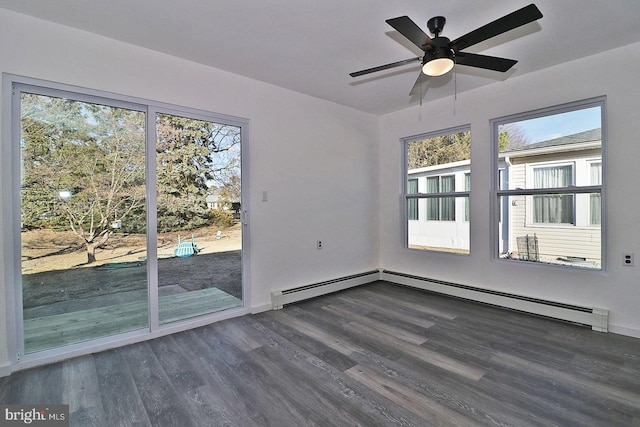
<box><xmin>380</xmin><ymin>270</ymin><xmax>609</xmax><ymax>332</ymax></box>
<box><xmin>271</xmin><ymin>270</ymin><xmax>380</xmax><ymax>310</ymax></box>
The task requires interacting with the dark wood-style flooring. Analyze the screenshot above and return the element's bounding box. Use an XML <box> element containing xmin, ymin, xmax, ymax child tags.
<box><xmin>2</xmin><ymin>281</ymin><xmax>640</xmax><ymax>426</ymax></box>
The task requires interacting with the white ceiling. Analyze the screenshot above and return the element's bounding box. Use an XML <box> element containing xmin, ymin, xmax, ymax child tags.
<box><xmin>2</xmin><ymin>0</ymin><xmax>640</xmax><ymax>115</ymax></box>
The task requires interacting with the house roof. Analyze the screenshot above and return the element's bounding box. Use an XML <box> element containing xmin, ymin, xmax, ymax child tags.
<box><xmin>501</xmin><ymin>128</ymin><xmax>601</xmax><ymax>158</ymax></box>
<box><xmin>507</xmin><ymin>128</ymin><xmax>601</xmax><ymax>152</ymax></box>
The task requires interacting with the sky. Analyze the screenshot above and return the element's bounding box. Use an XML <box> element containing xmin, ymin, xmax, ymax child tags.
<box><xmin>507</xmin><ymin>106</ymin><xmax>601</xmax><ymax>144</ymax></box>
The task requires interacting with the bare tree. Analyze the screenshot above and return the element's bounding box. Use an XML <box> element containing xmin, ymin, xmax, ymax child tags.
<box><xmin>21</xmin><ymin>94</ymin><xmax>146</xmax><ymax>263</ymax></box>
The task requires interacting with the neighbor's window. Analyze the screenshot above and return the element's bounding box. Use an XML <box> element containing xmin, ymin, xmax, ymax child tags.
<box><xmin>464</xmin><ymin>172</ymin><xmax>471</xmax><ymax>222</ymax></box>
<box><xmin>407</xmin><ymin>179</ymin><xmax>418</xmax><ymax>220</ymax></box>
<box><xmin>589</xmin><ymin>161</ymin><xmax>602</xmax><ymax>225</ymax></box>
<box><xmin>404</xmin><ymin>126</ymin><xmax>470</xmax><ymax>254</ymax></box>
<box><xmin>494</xmin><ymin>98</ymin><xmax>604</xmax><ymax>269</ymax></box>
<box><xmin>531</xmin><ymin>164</ymin><xmax>574</xmax><ymax>224</ymax></box>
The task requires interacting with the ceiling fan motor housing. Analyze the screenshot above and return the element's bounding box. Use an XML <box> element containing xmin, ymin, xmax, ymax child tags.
<box><xmin>423</xmin><ymin>37</ymin><xmax>454</xmax><ymax>65</ymax></box>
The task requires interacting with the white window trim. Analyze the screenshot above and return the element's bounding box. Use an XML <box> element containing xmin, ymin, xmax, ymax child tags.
<box><xmin>490</xmin><ymin>96</ymin><xmax>606</xmax><ymax>271</ymax></box>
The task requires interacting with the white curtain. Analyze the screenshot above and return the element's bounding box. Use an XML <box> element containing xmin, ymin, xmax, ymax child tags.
<box><xmin>407</xmin><ymin>179</ymin><xmax>418</xmax><ymax>221</ymax></box>
<box><xmin>533</xmin><ymin>165</ymin><xmax>573</xmax><ymax>223</ymax></box>
<box><xmin>427</xmin><ymin>177</ymin><xmax>439</xmax><ymax>220</ymax></box>
<box><xmin>440</xmin><ymin>175</ymin><xmax>455</xmax><ymax>221</ymax></box>
<box><xmin>464</xmin><ymin>173</ymin><xmax>471</xmax><ymax>222</ymax></box>
<box><xmin>590</xmin><ymin>163</ymin><xmax>602</xmax><ymax>225</ymax></box>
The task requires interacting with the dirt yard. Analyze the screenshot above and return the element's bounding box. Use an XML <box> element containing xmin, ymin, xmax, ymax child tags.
<box><xmin>21</xmin><ymin>224</ymin><xmax>243</xmax><ymax>307</ymax></box>
<box><xmin>21</xmin><ymin>223</ymin><xmax>241</xmax><ymax>274</ymax></box>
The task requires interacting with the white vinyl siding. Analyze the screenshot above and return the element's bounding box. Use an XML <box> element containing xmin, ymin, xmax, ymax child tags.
<box><xmin>507</xmin><ymin>149</ymin><xmax>601</xmax><ymax>263</ymax></box>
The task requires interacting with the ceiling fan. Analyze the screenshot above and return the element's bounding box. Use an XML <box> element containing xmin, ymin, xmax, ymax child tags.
<box><xmin>350</xmin><ymin>4</ymin><xmax>542</xmax><ymax>88</ymax></box>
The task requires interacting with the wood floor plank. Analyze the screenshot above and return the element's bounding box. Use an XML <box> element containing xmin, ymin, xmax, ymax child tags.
<box><xmin>63</xmin><ymin>355</ymin><xmax>105</xmax><ymax>427</ymax></box>
<box><xmin>148</xmin><ymin>335</ymin><xmax>239</xmax><ymax>427</ymax></box>
<box><xmin>122</xmin><ymin>342</ymin><xmax>198</xmax><ymax>427</ymax></box>
<box><xmin>4</xmin><ymin>281</ymin><xmax>640</xmax><ymax>426</ymax></box>
<box><xmin>337</xmin><ymin>294</ymin><xmax>437</xmax><ymax>329</ymax></box>
<box><xmin>348</xmin><ymin>346</ymin><xmax>544</xmax><ymax>427</ymax></box>
<box><xmin>93</xmin><ymin>348</ymin><xmax>152</xmax><ymax>427</ymax></box>
<box><xmin>272</xmin><ymin>310</ymin><xmax>362</xmax><ymax>355</ymax></box>
<box><xmin>195</xmin><ymin>324</ymin><xmax>318</xmax><ymax>426</ymax></box>
<box><xmin>344</xmin><ymin>320</ymin><xmax>486</xmax><ymax>382</ymax></box>
<box><xmin>171</xmin><ymin>330</ymin><xmax>262</xmax><ymax>427</ymax></box>
<box><xmin>322</xmin><ymin>304</ymin><xmax>429</xmax><ymax>345</ymax></box>
<box><xmin>147</xmin><ymin>335</ymin><xmax>207</xmax><ymax>392</ymax></box>
<box><xmin>345</xmin><ymin>364</ymin><xmax>480</xmax><ymax>426</ymax></box>
<box><xmin>245</xmin><ymin>314</ymin><xmax>431</xmax><ymax>426</ymax></box>
<box><xmin>247</xmin><ymin>345</ymin><xmax>374</xmax><ymax>426</ymax></box>
<box><xmin>481</xmin><ymin>363</ymin><xmax>635</xmax><ymax>426</ymax></box>
<box><xmin>492</xmin><ymin>351</ymin><xmax>640</xmax><ymax>410</ymax></box>
<box><xmin>262</xmin><ymin>315</ymin><xmax>358</xmax><ymax>372</ymax></box>
<box><xmin>1</xmin><ymin>362</ymin><xmax>63</xmax><ymax>404</ymax></box>
<box><xmin>362</xmin><ymin>284</ymin><xmax>458</xmax><ymax>319</ymax></box>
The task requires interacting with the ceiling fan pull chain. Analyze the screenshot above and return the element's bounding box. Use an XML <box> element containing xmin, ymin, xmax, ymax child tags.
<box><xmin>453</xmin><ymin>68</ymin><xmax>457</xmax><ymax>114</ymax></box>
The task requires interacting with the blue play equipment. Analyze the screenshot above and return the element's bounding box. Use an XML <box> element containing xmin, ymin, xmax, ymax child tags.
<box><xmin>174</xmin><ymin>234</ymin><xmax>200</xmax><ymax>258</ymax></box>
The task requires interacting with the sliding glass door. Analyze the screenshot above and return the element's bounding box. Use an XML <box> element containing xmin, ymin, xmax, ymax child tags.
<box><xmin>19</xmin><ymin>90</ymin><xmax>148</xmax><ymax>353</ymax></box>
<box><xmin>155</xmin><ymin>112</ymin><xmax>243</xmax><ymax>324</ymax></box>
<box><xmin>14</xmin><ymin>83</ymin><xmax>245</xmax><ymax>356</ymax></box>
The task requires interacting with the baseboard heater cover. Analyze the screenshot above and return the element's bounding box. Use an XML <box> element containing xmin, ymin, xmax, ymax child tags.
<box><xmin>271</xmin><ymin>270</ymin><xmax>380</xmax><ymax>310</ymax></box>
<box><xmin>380</xmin><ymin>270</ymin><xmax>609</xmax><ymax>332</ymax></box>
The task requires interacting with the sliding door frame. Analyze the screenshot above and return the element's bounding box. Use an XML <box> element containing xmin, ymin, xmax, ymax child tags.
<box><xmin>2</xmin><ymin>74</ymin><xmax>251</xmax><ymax>371</ymax></box>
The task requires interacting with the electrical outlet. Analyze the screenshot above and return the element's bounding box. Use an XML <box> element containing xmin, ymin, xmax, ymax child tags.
<box><xmin>317</xmin><ymin>240</ymin><xmax>323</xmax><ymax>250</ymax></box>
<box><xmin>623</xmin><ymin>253</ymin><xmax>634</xmax><ymax>267</ymax></box>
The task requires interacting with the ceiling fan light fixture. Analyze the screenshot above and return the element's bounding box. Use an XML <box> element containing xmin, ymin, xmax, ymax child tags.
<box><xmin>422</xmin><ymin>49</ymin><xmax>454</xmax><ymax>76</ymax></box>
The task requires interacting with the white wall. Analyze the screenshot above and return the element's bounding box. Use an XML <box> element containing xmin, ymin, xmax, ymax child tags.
<box><xmin>0</xmin><ymin>9</ymin><xmax>379</xmax><ymax>371</ymax></box>
<box><xmin>379</xmin><ymin>40</ymin><xmax>640</xmax><ymax>338</ymax></box>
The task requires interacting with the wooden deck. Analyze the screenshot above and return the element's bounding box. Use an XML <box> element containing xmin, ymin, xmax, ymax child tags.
<box><xmin>24</xmin><ymin>287</ymin><xmax>242</xmax><ymax>353</ymax></box>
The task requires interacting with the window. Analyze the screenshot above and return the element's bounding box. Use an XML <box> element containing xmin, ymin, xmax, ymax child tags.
<box><xmin>426</xmin><ymin>176</ymin><xmax>455</xmax><ymax>221</ymax></box>
<box><xmin>464</xmin><ymin>173</ymin><xmax>471</xmax><ymax>222</ymax></box>
<box><xmin>531</xmin><ymin>164</ymin><xmax>574</xmax><ymax>224</ymax></box>
<box><xmin>407</xmin><ymin>179</ymin><xmax>418</xmax><ymax>220</ymax></box>
<box><xmin>494</xmin><ymin>98</ymin><xmax>604</xmax><ymax>269</ymax></box>
<box><xmin>404</xmin><ymin>126</ymin><xmax>470</xmax><ymax>254</ymax></box>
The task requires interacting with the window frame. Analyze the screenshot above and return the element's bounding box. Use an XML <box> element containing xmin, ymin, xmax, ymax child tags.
<box><xmin>491</xmin><ymin>96</ymin><xmax>606</xmax><ymax>270</ymax></box>
<box><xmin>402</xmin><ymin>124</ymin><xmax>471</xmax><ymax>254</ymax></box>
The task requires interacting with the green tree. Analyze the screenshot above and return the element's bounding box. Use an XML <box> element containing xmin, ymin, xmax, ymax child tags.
<box><xmin>407</xmin><ymin>130</ymin><xmax>471</xmax><ymax>169</ymax></box>
<box><xmin>156</xmin><ymin>114</ymin><xmax>240</xmax><ymax>232</ymax></box>
<box><xmin>20</xmin><ymin>93</ymin><xmax>146</xmax><ymax>263</ymax></box>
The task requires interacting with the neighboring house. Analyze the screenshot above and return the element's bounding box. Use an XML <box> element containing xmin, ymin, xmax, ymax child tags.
<box><xmin>206</xmin><ymin>190</ymin><xmax>241</xmax><ymax>217</ymax></box>
<box><xmin>499</xmin><ymin>128</ymin><xmax>602</xmax><ymax>266</ymax></box>
<box><xmin>408</xmin><ymin>129</ymin><xmax>601</xmax><ymax>265</ymax></box>
<box><xmin>206</xmin><ymin>192</ymin><xmax>221</xmax><ymax>210</ymax></box>
<box><xmin>407</xmin><ymin>159</ymin><xmax>471</xmax><ymax>252</ymax></box>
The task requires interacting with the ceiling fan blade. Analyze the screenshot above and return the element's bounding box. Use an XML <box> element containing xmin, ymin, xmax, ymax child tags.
<box><xmin>455</xmin><ymin>52</ymin><xmax>517</xmax><ymax>72</ymax></box>
<box><xmin>349</xmin><ymin>57</ymin><xmax>420</xmax><ymax>77</ymax></box>
<box><xmin>386</xmin><ymin>16</ymin><xmax>432</xmax><ymax>50</ymax></box>
<box><xmin>450</xmin><ymin>4</ymin><xmax>542</xmax><ymax>52</ymax></box>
